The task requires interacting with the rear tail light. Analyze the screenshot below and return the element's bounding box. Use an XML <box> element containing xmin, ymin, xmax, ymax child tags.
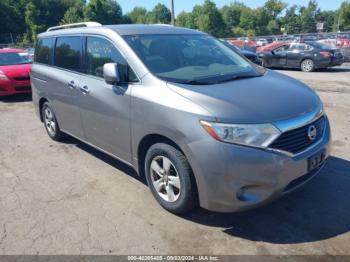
<box><xmin>0</xmin><ymin>70</ymin><xmax>8</xmax><ymax>80</ymax></box>
<box><xmin>319</xmin><ymin>51</ymin><xmax>332</xmax><ymax>58</ymax></box>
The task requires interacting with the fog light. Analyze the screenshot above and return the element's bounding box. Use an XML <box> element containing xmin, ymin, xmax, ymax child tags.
<box><xmin>236</xmin><ymin>186</ymin><xmax>260</xmax><ymax>202</ymax></box>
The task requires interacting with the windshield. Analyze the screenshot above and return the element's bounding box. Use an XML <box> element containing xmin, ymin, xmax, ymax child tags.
<box><xmin>124</xmin><ymin>34</ymin><xmax>263</xmax><ymax>84</ymax></box>
<box><xmin>0</xmin><ymin>52</ymin><xmax>31</xmax><ymax>66</ymax></box>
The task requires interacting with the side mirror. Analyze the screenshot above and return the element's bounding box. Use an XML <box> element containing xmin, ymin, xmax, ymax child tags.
<box><xmin>103</xmin><ymin>63</ymin><xmax>120</xmax><ymax>85</ymax></box>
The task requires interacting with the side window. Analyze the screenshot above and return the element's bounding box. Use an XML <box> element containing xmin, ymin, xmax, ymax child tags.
<box><xmin>298</xmin><ymin>44</ymin><xmax>306</xmax><ymax>51</ymax></box>
<box><xmin>305</xmin><ymin>44</ymin><xmax>314</xmax><ymax>51</ymax></box>
<box><xmin>54</xmin><ymin>36</ymin><xmax>82</xmax><ymax>71</ymax></box>
<box><xmin>86</xmin><ymin>36</ymin><xmax>138</xmax><ymax>82</ymax></box>
<box><xmin>288</xmin><ymin>44</ymin><xmax>298</xmax><ymax>51</ymax></box>
<box><xmin>289</xmin><ymin>44</ymin><xmax>304</xmax><ymax>52</ymax></box>
<box><xmin>274</xmin><ymin>45</ymin><xmax>289</xmax><ymax>53</ymax></box>
<box><xmin>35</xmin><ymin>38</ymin><xmax>54</xmax><ymax>64</ymax></box>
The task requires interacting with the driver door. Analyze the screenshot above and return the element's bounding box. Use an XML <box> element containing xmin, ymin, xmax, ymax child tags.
<box><xmin>270</xmin><ymin>45</ymin><xmax>289</xmax><ymax>67</ymax></box>
<box><xmin>78</xmin><ymin>35</ymin><xmax>139</xmax><ymax>163</ymax></box>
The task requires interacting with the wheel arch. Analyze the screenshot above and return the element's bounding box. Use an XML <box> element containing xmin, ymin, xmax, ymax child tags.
<box><xmin>137</xmin><ymin>133</ymin><xmax>183</xmax><ymax>177</ymax></box>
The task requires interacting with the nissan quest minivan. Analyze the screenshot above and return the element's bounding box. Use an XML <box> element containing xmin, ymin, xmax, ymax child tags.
<box><xmin>31</xmin><ymin>22</ymin><xmax>331</xmax><ymax>214</ymax></box>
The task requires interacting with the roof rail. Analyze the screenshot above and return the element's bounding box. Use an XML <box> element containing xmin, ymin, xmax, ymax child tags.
<box><xmin>47</xmin><ymin>22</ymin><xmax>102</xmax><ymax>32</ymax></box>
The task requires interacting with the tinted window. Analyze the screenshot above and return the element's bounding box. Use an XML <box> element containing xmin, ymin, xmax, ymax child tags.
<box><xmin>86</xmin><ymin>37</ymin><xmax>138</xmax><ymax>82</ymax></box>
<box><xmin>289</xmin><ymin>44</ymin><xmax>304</xmax><ymax>51</ymax></box>
<box><xmin>274</xmin><ymin>45</ymin><xmax>289</xmax><ymax>52</ymax></box>
<box><xmin>54</xmin><ymin>36</ymin><xmax>82</xmax><ymax>71</ymax></box>
<box><xmin>35</xmin><ymin>38</ymin><xmax>54</xmax><ymax>64</ymax></box>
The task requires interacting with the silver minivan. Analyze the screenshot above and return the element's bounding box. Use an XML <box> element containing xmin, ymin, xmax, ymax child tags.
<box><xmin>31</xmin><ymin>22</ymin><xmax>331</xmax><ymax>214</ymax></box>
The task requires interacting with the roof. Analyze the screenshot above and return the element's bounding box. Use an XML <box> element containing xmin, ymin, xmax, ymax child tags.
<box><xmin>105</xmin><ymin>24</ymin><xmax>204</xmax><ymax>36</ymax></box>
<box><xmin>0</xmin><ymin>48</ymin><xmax>26</xmax><ymax>53</ymax></box>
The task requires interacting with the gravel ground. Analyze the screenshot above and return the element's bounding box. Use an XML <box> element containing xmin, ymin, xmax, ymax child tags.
<box><xmin>0</xmin><ymin>64</ymin><xmax>349</xmax><ymax>255</ymax></box>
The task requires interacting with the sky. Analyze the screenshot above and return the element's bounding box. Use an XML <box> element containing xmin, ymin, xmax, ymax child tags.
<box><xmin>116</xmin><ymin>0</ymin><xmax>344</xmax><ymax>15</ymax></box>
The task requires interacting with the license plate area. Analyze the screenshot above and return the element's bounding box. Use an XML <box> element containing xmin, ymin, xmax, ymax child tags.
<box><xmin>308</xmin><ymin>150</ymin><xmax>326</xmax><ymax>172</ymax></box>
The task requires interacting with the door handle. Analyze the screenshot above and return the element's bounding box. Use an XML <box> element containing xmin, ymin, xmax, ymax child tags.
<box><xmin>79</xmin><ymin>85</ymin><xmax>90</xmax><ymax>94</ymax></box>
<box><xmin>67</xmin><ymin>80</ymin><xmax>76</xmax><ymax>89</ymax></box>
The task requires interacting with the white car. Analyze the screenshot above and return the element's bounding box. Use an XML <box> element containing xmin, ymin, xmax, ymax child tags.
<box><xmin>257</xmin><ymin>38</ymin><xmax>268</xmax><ymax>46</ymax></box>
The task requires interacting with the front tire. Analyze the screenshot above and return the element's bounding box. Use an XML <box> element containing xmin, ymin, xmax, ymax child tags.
<box><xmin>300</xmin><ymin>59</ymin><xmax>315</xmax><ymax>72</ymax></box>
<box><xmin>42</xmin><ymin>102</ymin><xmax>65</xmax><ymax>141</ymax></box>
<box><xmin>144</xmin><ymin>143</ymin><xmax>198</xmax><ymax>214</ymax></box>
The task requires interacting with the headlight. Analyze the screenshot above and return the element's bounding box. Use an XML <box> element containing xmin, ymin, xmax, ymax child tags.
<box><xmin>200</xmin><ymin>120</ymin><xmax>281</xmax><ymax>148</ymax></box>
<box><xmin>0</xmin><ymin>70</ymin><xmax>8</xmax><ymax>80</ymax></box>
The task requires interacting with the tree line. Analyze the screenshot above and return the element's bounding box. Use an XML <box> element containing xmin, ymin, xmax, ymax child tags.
<box><xmin>0</xmin><ymin>0</ymin><xmax>350</xmax><ymax>43</ymax></box>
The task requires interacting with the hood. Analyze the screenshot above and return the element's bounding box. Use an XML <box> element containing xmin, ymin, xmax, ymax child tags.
<box><xmin>0</xmin><ymin>64</ymin><xmax>31</xmax><ymax>78</ymax></box>
<box><xmin>167</xmin><ymin>70</ymin><xmax>321</xmax><ymax>124</ymax></box>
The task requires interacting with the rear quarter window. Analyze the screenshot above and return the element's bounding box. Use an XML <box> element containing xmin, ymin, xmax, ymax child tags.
<box><xmin>35</xmin><ymin>38</ymin><xmax>55</xmax><ymax>65</ymax></box>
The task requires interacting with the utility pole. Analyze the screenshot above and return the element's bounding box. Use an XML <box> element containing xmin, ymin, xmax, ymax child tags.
<box><xmin>171</xmin><ymin>0</ymin><xmax>175</xmax><ymax>26</ymax></box>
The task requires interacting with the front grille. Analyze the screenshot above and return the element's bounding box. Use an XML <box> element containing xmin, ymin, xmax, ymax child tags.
<box><xmin>0</xmin><ymin>87</ymin><xmax>7</xmax><ymax>92</ymax></box>
<box><xmin>270</xmin><ymin>116</ymin><xmax>325</xmax><ymax>154</ymax></box>
<box><xmin>15</xmin><ymin>86</ymin><xmax>31</xmax><ymax>91</ymax></box>
<box><xmin>13</xmin><ymin>76</ymin><xmax>30</xmax><ymax>81</ymax></box>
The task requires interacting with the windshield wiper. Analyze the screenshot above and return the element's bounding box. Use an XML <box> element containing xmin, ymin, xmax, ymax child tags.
<box><xmin>213</xmin><ymin>74</ymin><xmax>262</xmax><ymax>84</ymax></box>
<box><xmin>182</xmin><ymin>79</ymin><xmax>216</xmax><ymax>85</ymax></box>
<box><xmin>171</xmin><ymin>73</ymin><xmax>262</xmax><ymax>86</ymax></box>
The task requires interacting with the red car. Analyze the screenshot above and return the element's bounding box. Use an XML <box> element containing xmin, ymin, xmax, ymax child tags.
<box><xmin>0</xmin><ymin>48</ymin><xmax>32</xmax><ymax>96</ymax></box>
<box><xmin>256</xmin><ymin>41</ymin><xmax>288</xmax><ymax>52</ymax></box>
<box><xmin>227</xmin><ymin>39</ymin><xmax>257</xmax><ymax>48</ymax></box>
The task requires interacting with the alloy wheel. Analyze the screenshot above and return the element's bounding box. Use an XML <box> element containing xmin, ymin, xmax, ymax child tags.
<box><xmin>44</xmin><ymin>107</ymin><xmax>56</xmax><ymax>136</ymax></box>
<box><xmin>150</xmin><ymin>155</ymin><xmax>181</xmax><ymax>202</ymax></box>
<box><xmin>301</xmin><ymin>59</ymin><xmax>314</xmax><ymax>72</ymax></box>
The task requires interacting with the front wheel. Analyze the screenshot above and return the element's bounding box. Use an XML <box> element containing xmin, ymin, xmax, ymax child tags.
<box><xmin>300</xmin><ymin>59</ymin><xmax>315</xmax><ymax>72</ymax></box>
<box><xmin>144</xmin><ymin>143</ymin><xmax>198</xmax><ymax>214</ymax></box>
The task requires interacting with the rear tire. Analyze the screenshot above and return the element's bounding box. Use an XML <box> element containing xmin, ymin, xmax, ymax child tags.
<box><xmin>144</xmin><ymin>143</ymin><xmax>198</xmax><ymax>214</ymax></box>
<box><xmin>42</xmin><ymin>102</ymin><xmax>65</xmax><ymax>141</ymax></box>
<box><xmin>300</xmin><ymin>59</ymin><xmax>315</xmax><ymax>72</ymax></box>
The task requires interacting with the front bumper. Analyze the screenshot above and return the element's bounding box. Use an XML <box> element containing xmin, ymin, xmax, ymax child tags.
<box><xmin>186</xmin><ymin>116</ymin><xmax>331</xmax><ymax>212</ymax></box>
<box><xmin>0</xmin><ymin>79</ymin><xmax>31</xmax><ymax>96</ymax></box>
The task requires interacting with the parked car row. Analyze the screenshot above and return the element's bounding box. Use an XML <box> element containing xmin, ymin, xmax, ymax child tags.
<box><xmin>231</xmin><ymin>33</ymin><xmax>350</xmax><ymax>49</ymax></box>
<box><xmin>224</xmin><ymin>39</ymin><xmax>344</xmax><ymax>72</ymax></box>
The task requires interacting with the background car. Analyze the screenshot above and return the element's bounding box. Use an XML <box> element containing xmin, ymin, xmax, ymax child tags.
<box><xmin>256</xmin><ymin>41</ymin><xmax>288</xmax><ymax>52</ymax></box>
<box><xmin>0</xmin><ymin>48</ymin><xmax>32</xmax><ymax>96</ymax></box>
<box><xmin>228</xmin><ymin>38</ymin><xmax>257</xmax><ymax>51</ymax></box>
<box><xmin>257</xmin><ymin>41</ymin><xmax>344</xmax><ymax>72</ymax></box>
<box><xmin>221</xmin><ymin>40</ymin><xmax>262</xmax><ymax>65</ymax></box>
<box><xmin>256</xmin><ymin>38</ymin><xmax>268</xmax><ymax>46</ymax></box>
